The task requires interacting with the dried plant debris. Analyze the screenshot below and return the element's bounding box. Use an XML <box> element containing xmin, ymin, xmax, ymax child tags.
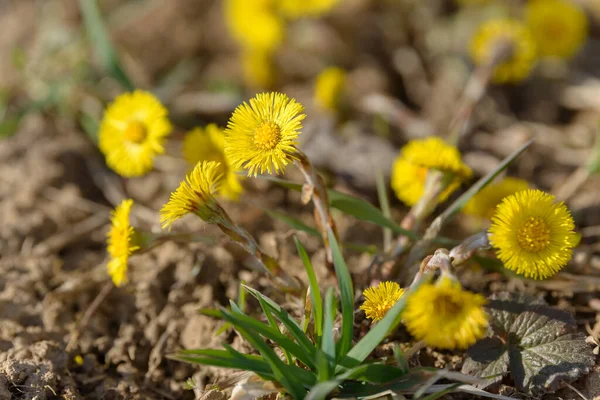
<box><xmin>462</xmin><ymin>292</ymin><xmax>596</xmax><ymax>395</ymax></box>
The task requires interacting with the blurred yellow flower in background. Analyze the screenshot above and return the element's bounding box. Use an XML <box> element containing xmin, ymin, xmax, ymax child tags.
<box><xmin>99</xmin><ymin>90</ymin><xmax>172</xmax><ymax>177</ymax></box>
<box><xmin>391</xmin><ymin>137</ymin><xmax>472</xmax><ymax>206</ymax></box>
<box><xmin>360</xmin><ymin>281</ymin><xmax>405</xmax><ymax>322</ymax></box>
<box><xmin>183</xmin><ymin>124</ymin><xmax>243</xmax><ymax>201</ymax></box>
<box><xmin>106</xmin><ymin>199</ymin><xmax>139</xmax><ymax>287</ymax></box>
<box><xmin>160</xmin><ymin>161</ymin><xmax>224</xmax><ymax>229</ymax></box>
<box><xmin>403</xmin><ymin>276</ymin><xmax>488</xmax><ymax>349</ymax></box>
<box><xmin>463</xmin><ymin>177</ymin><xmax>529</xmax><ymax>219</ymax></box>
<box><xmin>242</xmin><ymin>49</ymin><xmax>276</xmax><ymax>88</ymax></box>
<box><xmin>224</xmin><ymin>0</ymin><xmax>284</xmax><ymax>53</ymax></box>
<box><xmin>225</xmin><ymin>92</ymin><xmax>306</xmax><ymax>176</ymax></box>
<box><xmin>314</xmin><ymin>66</ymin><xmax>346</xmax><ymax>112</ymax></box>
<box><xmin>526</xmin><ymin>0</ymin><xmax>588</xmax><ymax>60</ymax></box>
<box><xmin>488</xmin><ymin>189</ymin><xmax>579</xmax><ymax>279</ymax></box>
<box><xmin>277</xmin><ymin>0</ymin><xmax>340</xmax><ymax>18</ymax></box>
<box><xmin>470</xmin><ymin>19</ymin><xmax>537</xmax><ymax>84</ymax></box>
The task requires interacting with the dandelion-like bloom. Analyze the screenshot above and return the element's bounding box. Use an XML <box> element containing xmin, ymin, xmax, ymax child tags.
<box><xmin>391</xmin><ymin>137</ymin><xmax>472</xmax><ymax>206</ymax></box>
<box><xmin>526</xmin><ymin>0</ymin><xmax>588</xmax><ymax>60</ymax></box>
<box><xmin>360</xmin><ymin>281</ymin><xmax>405</xmax><ymax>322</ymax></box>
<box><xmin>160</xmin><ymin>161</ymin><xmax>223</xmax><ymax>229</ymax></box>
<box><xmin>99</xmin><ymin>90</ymin><xmax>173</xmax><ymax>177</ymax></box>
<box><xmin>224</xmin><ymin>0</ymin><xmax>284</xmax><ymax>53</ymax></box>
<box><xmin>224</xmin><ymin>92</ymin><xmax>306</xmax><ymax>176</ymax></box>
<box><xmin>183</xmin><ymin>124</ymin><xmax>243</xmax><ymax>201</ymax></box>
<box><xmin>488</xmin><ymin>189</ymin><xmax>578</xmax><ymax>279</ymax></box>
<box><xmin>403</xmin><ymin>277</ymin><xmax>488</xmax><ymax>349</ymax></box>
<box><xmin>314</xmin><ymin>67</ymin><xmax>346</xmax><ymax>112</ymax></box>
<box><xmin>463</xmin><ymin>177</ymin><xmax>529</xmax><ymax>219</ymax></box>
<box><xmin>277</xmin><ymin>0</ymin><xmax>340</xmax><ymax>18</ymax></box>
<box><xmin>106</xmin><ymin>199</ymin><xmax>139</xmax><ymax>287</ymax></box>
<box><xmin>470</xmin><ymin>19</ymin><xmax>537</xmax><ymax>84</ymax></box>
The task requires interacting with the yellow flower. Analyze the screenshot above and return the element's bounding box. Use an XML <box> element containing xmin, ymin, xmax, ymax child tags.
<box><xmin>463</xmin><ymin>177</ymin><xmax>530</xmax><ymax>219</ymax></box>
<box><xmin>488</xmin><ymin>189</ymin><xmax>579</xmax><ymax>279</ymax></box>
<box><xmin>360</xmin><ymin>281</ymin><xmax>405</xmax><ymax>322</ymax></box>
<box><xmin>99</xmin><ymin>90</ymin><xmax>173</xmax><ymax>177</ymax></box>
<box><xmin>526</xmin><ymin>0</ymin><xmax>588</xmax><ymax>59</ymax></box>
<box><xmin>470</xmin><ymin>19</ymin><xmax>537</xmax><ymax>84</ymax></box>
<box><xmin>242</xmin><ymin>48</ymin><xmax>276</xmax><ymax>88</ymax></box>
<box><xmin>314</xmin><ymin>67</ymin><xmax>346</xmax><ymax>112</ymax></box>
<box><xmin>277</xmin><ymin>0</ymin><xmax>340</xmax><ymax>18</ymax></box>
<box><xmin>403</xmin><ymin>277</ymin><xmax>488</xmax><ymax>349</ymax></box>
<box><xmin>183</xmin><ymin>124</ymin><xmax>244</xmax><ymax>201</ymax></box>
<box><xmin>224</xmin><ymin>0</ymin><xmax>284</xmax><ymax>52</ymax></box>
<box><xmin>160</xmin><ymin>161</ymin><xmax>223</xmax><ymax>229</ymax></box>
<box><xmin>224</xmin><ymin>92</ymin><xmax>306</xmax><ymax>176</ymax></box>
<box><xmin>391</xmin><ymin>137</ymin><xmax>472</xmax><ymax>206</ymax></box>
<box><xmin>106</xmin><ymin>199</ymin><xmax>139</xmax><ymax>287</ymax></box>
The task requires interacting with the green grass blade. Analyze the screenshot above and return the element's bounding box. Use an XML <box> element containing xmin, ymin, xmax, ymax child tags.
<box><xmin>264</xmin><ymin>209</ymin><xmax>321</xmax><ymax>237</ymax></box>
<box><xmin>295</xmin><ymin>237</ymin><xmax>323</xmax><ymax>338</ymax></box>
<box><xmin>79</xmin><ymin>0</ymin><xmax>135</xmax><ymax>91</ymax></box>
<box><xmin>375</xmin><ymin>168</ymin><xmax>393</xmax><ymax>252</ymax></box>
<box><xmin>327</xmin><ymin>229</ymin><xmax>354</xmax><ymax>358</ymax></box>
<box><xmin>320</xmin><ymin>288</ymin><xmax>337</xmax><ymax>381</ymax></box>
<box><xmin>172</xmin><ymin>349</ymin><xmax>273</xmax><ymax>377</ymax></box>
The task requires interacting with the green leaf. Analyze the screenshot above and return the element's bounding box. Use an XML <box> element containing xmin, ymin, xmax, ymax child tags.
<box><xmin>0</xmin><ymin>116</ymin><xmax>21</xmax><ymax>139</ymax></box>
<box><xmin>327</xmin><ymin>229</ymin><xmax>354</xmax><ymax>358</ymax></box>
<box><xmin>462</xmin><ymin>292</ymin><xmax>595</xmax><ymax>395</ymax></box>
<box><xmin>264</xmin><ymin>209</ymin><xmax>321</xmax><ymax>237</ymax></box>
<box><xmin>320</xmin><ymin>288</ymin><xmax>337</xmax><ymax>381</ymax></box>
<box><xmin>79</xmin><ymin>0</ymin><xmax>135</xmax><ymax>90</ymax></box>
<box><xmin>296</xmin><ymin>238</ymin><xmax>323</xmax><ymax>338</ymax></box>
<box><xmin>172</xmin><ymin>349</ymin><xmax>273</xmax><ymax>378</ymax></box>
<box><xmin>375</xmin><ymin>168</ymin><xmax>393</xmax><ymax>252</ymax></box>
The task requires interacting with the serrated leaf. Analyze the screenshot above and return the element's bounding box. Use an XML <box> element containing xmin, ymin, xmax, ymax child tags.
<box><xmin>462</xmin><ymin>292</ymin><xmax>595</xmax><ymax>395</ymax></box>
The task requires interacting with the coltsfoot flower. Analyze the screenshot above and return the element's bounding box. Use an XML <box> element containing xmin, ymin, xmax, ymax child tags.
<box><xmin>224</xmin><ymin>92</ymin><xmax>306</xmax><ymax>176</ymax></box>
<box><xmin>360</xmin><ymin>281</ymin><xmax>405</xmax><ymax>322</ymax></box>
<box><xmin>224</xmin><ymin>0</ymin><xmax>284</xmax><ymax>52</ymax></box>
<box><xmin>488</xmin><ymin>189</ymin><xmax>579</xmax><ymax>279</ymax></box>
<box><xmin>470</xmin><ymin>19</ymin><xmax>537</xmax><ymax>84</ymax></box>
<box><xmin>403</xmin><ymin>276</ymin><xmax>488</xmax><ymax>349</ymax></box>
<box><xmin>526</xmin><ymin>0</ymin><xmax>588</xmax><ymax>59</ymax></box>
<box><xmin>183</xmin><ymin>124</ymin><xmax>243</xmax><ymax>201</ymax></box>
<box><xmin>99</xmin><ymin>90</ymin><xmax>173</xmax><ymax>177</ymax></box>
<box><xmin>106</xmin><ymin>199</ymin><xmax>139</xmax><ymax>287</ymax></box>
<box><xmin>160</xmin><ymin>161</ymin><xmax>224</xmax><ymax>229</ymax></box>
<box><xmin>277</xmin><ymin>0</ymin><xmax>340</xmax><ymax>18</ymax></box>
<box><xmin>391</xmin><ymin>137</ymin><xmax>472</xmax><ymax>206</ymax></box>
<box><xmin>314</xmin><ymin>66</ymin><xmax>346</xmax><ymax>112</ymax></box>
<box><xmin>463</xmin><ymin>177</ymin><xmax>529</xmax><ymax>219</ymax></box>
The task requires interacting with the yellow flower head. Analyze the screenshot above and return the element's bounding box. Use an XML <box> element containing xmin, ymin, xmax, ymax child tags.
<box><xmin>391</xmin><ymin>137</ymin><xmax>472</xmax><ymax>206</ymax></box>
<box><xmin>106</xmin><ymin>199</ymin><xmax>139</xmax><ymax>287</ymax></box>
<box><xmin>183</xmin><ymin>124</ymin><xmax>243</xmax><ymax>201</ymax></box>
<box><xmin>314</xmin><ymin>67</ymin><xmax>346</xmax><ymax>112</ymax></box>
<box><xmin>360</xmin><ymin>281</ymin><xmax>405</xmax><ymax>322</ymax></box>
<box><xmin>526</xmin><ymin>0</ymin><xmax>588</xmax><ymax>60</ymax></box>
<box><xmin>277</xmin><ymin>0</ymin><xmax>340</xmax><ymax>19</ymax></box>
<box><xmin>224</xmin><ymin>92</ymin><xmax>306</xmax><ymax>176</ymax></box>
<box><xmin>224</xmin><ymin>0</ymin><xmax>284</xmax><ymax>52</ymax></box>
<box><xmin>488</xmin><ymin>189</ymin><xmax>579</xmax><ymax>279</ymax></box>
<box><xmin>403</xmin><ymin>276</ymin><xmax>488</xmax><ymax>349</ymax></box>
<box><xmin>470</xmin><ymin>19</ymin><xmax>537</xmax><ymax>84</ymax></box>
<box><xmin>160</xmin><ymin>161</ymin><xmax>224</xmax><ymax>229</ymax></box>
<box><xmin>463</xmin><ymin>177</ymin><xmax>530</xmax><ymax>219</ymax></box>
<box><xmin>242</xmin><ymin>48</ymin><xmax>276</xmax><ymax>88</ymax></box>
<box><xmin>99</xmin><ymin>90</ymin><xmax>173</xmax><ymax>177</ymax></box>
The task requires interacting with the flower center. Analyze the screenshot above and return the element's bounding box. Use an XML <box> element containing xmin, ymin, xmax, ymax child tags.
<box><xmin>434</xmin><ymin>295</ymin><xmax>461</xmax><ymax>316</ymax></box>
<box><xmin>375</xmin><ymin>301</ymin><xmax>394</xmax><ymax>319</ymax></box>
<box><xmin>124</xmin><ymin>120</ymin><xmax>147</xmax><ymax>144</ymax></box>
<box><xmin>517</xmin><ymin>216</ymin><xmax>551</xmax><ymax>253</ymax></box>
<box><xmin>253</xmin><ymin>121</ymin><xmax>281</xmax><ymax>151</ymax></box>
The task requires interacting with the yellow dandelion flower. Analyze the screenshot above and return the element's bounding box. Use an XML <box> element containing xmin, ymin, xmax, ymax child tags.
<box><xmin>99</xmin><ymin>90</ymin><xmax>173</xmax><ymax>178</ymax></box>
<box><xmin>160</xmin><ymin>161</ymin><xmax>223</xmax><ymax>229</ymax></box>
<box><xmin>391</xmin><ymin>137</ymin><xmax>472</xmax><ymax>206</ymax></box>
<box><xmin>463</xmin><ymin>177</ymin><xmax>530</xmax><ymax>219</ymax></box>
<box><xmin>242</xmin><ymin>48</ymin><xmax>276</xmax><ymax>88</ymax></box>
<box><xmin>183</xmin><ymin>124</ymin><xmax>244</xmax><ymax>201</ymax></box>
<box><xmin>224</xmin><ymin>92</ymin><xmax>306</xmax><ymax>176</ymax></box>
<box><xmin>277</xmin><ymin>0</ymin><xmax>340</xmax><ymax>19</ymax></box>
<box><xmin>470</xmin><ymin>19</ymin><xmax>537</xmax><ymax>84</ymax></box>
<box><xmin>403</xmin><ymin>277</ymin><xmax>488</xmax><ymax>349</ymax></box>
<box><xmin>360</xmin><ymin>281</ymin><xmax>405</xmax><ymax>322</ymax></box>
<box><xmin>224</xmin><ymin>0</ymin><xmax>284</xmax><ymax>52</ymax></box>
<box><xmin>106</xmin><ymin>199</ymin><xmax>139</xmax><ymax>287</ymax></box>
<box><xmin>526</xmin><ymin>0</ymin><xmax>588</xmax><ymax>60</ymax></box>
<box><xmin>314</xmin><ymin>66</ymin><xmax>346</xmax><ymax>112</ymax></box>
<box><xmin>488</xmin><ymin>189</ymin><xmax>579</xmax><ymax>279</ymax></box>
